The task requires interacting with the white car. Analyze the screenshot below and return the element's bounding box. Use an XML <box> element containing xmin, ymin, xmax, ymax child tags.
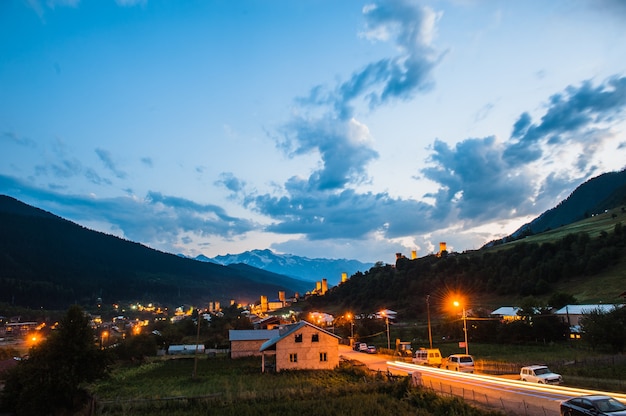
<box><xmin>520</xmin><ymin>365</ymin><xmax>562</xmax><ymax>384</ymax></box>
<box><xmin>441</xmin><ymin>354</ymin><xmax>474</xmax><ymax>373</ymax></box>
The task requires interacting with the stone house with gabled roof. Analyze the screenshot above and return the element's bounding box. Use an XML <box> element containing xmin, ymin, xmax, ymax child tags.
<box><xmin>259</xmin><ymin>321</ymin><xmax>341</xmax><ymax>372</ymax></box>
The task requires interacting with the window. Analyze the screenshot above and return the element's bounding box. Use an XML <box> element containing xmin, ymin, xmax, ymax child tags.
<box><xmin>295</xmin><ymin>334</ymin><xmax>303</xmax><ymax>343</ymax></box>
<box><xmin>290</xmin><ymin>353</ymin><xmax>298</xmax><ymax>363</ymax></box>
<box><xmin>320</xmin><ymin>352</ymin><xmax>327</xmax><ymax>362</ymax></box>
<box><xmin>312</xmin><ymin>334</ymin><xmax>319</xmax><ymax>342</ymax></box>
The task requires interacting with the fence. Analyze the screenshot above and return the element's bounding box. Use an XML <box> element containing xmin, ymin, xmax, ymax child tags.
<box><xmin>412</xmin><ymin>373</ymin><xmax>560</xmax><ymax>416</ymax></box>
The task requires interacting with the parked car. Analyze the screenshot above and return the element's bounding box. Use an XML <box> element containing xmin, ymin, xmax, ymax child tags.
<box><xmin>560</xmin><ymin>395</ymin><xmax>626</xmax><ymax>415</ymax></box>
<box><xmin>412</xmin><ymin>348</ymin><xmax>442</xmax><ymax>367</ymax></box>
<box><xmin>520</xmin><ymin>365</ymin><xmax>562</xmax><ymax>384</ymax></box>
<box><xmin>366</xmin><ymin>345</ymin><xmax>377</xmax><ymax>354</ymax></box>
<box><xmin>353</xmin><ymin>342</ymin><xmax>367</xmax><ymax>352</ymax></box>
<box><xmin>441</xmin><ymin>354</ymin><xmax>474</xmax><ymax>373</ymax></box>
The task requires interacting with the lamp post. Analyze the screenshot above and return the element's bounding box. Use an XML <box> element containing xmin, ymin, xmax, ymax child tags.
<box><xmin>381</xmin><ymin>311</ymin><xmax>390</xmax><ymax>350</ymax></box>
<box><xmin>193</xmin><ymin>309</ymin><xmax>201</xmax><ymax>379</ymax></box>
<box><xmin>453</xmin><ymin>301</ymin><xmax>469</xmax><ymax>355</ymax></box>
<box><xmin>100</xmin><ymin>330</ymin><xmax>108</xmax><ymax>350</ymax></box>
<box><xmin>426</xmin><ymin>295</ymin><xmax>433</xmax><ymax>349</ymax></box>
<box><xmin>346</xmin><ymin>313</ymin><xmax>354</xmax><ymax>339</ymax></box>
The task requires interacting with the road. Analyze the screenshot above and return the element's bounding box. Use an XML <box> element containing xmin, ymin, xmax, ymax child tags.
<box><xmin>339</xmin><ymin>345</ymin><xmax>626</xmax><ymax>416</ymax></box>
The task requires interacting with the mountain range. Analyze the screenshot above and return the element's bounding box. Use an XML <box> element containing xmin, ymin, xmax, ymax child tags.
<box><xmin>1</xmin><ymin>169</ymin><xmax>625</xmax><ymax>311</ymax></box>
<box><xmin>192</xmin><ymin>249</ymin><xmax>374</xmax><ymax>285</ymax></box>
<box><xmin>0</xmin><ymin>195</ymin><xmax>312</xmax><ymax>309</ymax></box>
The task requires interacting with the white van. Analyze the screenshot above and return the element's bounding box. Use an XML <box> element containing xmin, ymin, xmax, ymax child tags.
<box><xmin>412</xmin><ymin>348</ymin><xmax>442</xmax><ymax>367</ymax></box>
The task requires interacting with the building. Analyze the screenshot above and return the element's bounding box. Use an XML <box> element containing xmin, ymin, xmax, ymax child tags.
<box><xmin>259</xmin><ymin>321</ymin><xmax>341</xmax><ymax>372</ymax></box>
<box><xmin>229</xmin><ymin>329</ymin><xmax>279</xmax><ymax>358</ymax></box>
<box><xmin>490</xmin><ymin>306</ymin><xmax>522</xmax><ymax>322</ymax></box>
<box><xmin>554</xmin><ymin>304</ymin><xmax>619</xmax><ymax>328</ymax></box>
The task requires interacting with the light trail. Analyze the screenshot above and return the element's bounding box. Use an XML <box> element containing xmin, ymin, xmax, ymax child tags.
<box><xmin>387</xmin><ymin>361</ymin><xmax>626</xmax><ymax>403</ymax></box>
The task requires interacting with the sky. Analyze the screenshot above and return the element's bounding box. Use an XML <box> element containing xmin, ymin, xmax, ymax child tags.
<box><xmin>1</xmin><ymin>0</ymin><xmax>626</xmax><ymax>264</ymax></box>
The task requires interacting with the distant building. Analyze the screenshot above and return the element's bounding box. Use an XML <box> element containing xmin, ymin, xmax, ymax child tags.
<box><xmin>229</xmin><ymin>329</ymin><xmax>280</xmax><ymax>358</ymax></box>
<box><xmin>167</xmin><ymin>344</ymin><xmax>205</xmax><ymax>355</ymax></box>
<box><xmin>490</xmin><ymin>307</ymin><xmax>521</xmax><ymax>322</ymax></box>
<box><xmin>554</xmin><ymin>304</ymin><xmax>620</xmax><ymax>328</ymax></box>
<box><xmin>259</xmin><ymin>321</ymin><xmax>341</xmax><ymax>372</ymax></box>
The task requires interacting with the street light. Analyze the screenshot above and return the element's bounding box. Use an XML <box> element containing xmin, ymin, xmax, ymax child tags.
<box><xmin>380</xmin><ymin>310</ymin><xmax>390</xmax><ymax>350</ymax></box>
<box><xmin>453</xmin><ymin>301</ymin><xmax>469</xmax><ymax>355</ymax></box>
<box><xmin>346</xmin><ymin>313</ymin><xmax>354</xmax><ymax>339</ymax></box>
<box><xmin>426</xmin><ymin>295</ymin><xmax>433</xmax><ymax>349</ymax></box>
<box><xmin>100</xmin><ymin>330</ymin><xmax>109</xmax><ymax>350</ymax></box>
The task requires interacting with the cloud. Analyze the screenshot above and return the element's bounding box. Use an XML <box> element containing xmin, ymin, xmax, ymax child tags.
<box><xmin>421</xmin><ymin>76</ymin><xmax>626</xmax><ymax>230</ymax></box>
<box><xmin>215</xmin><ymin>172</ymin><xmax>246</xmax><ymax>193</ymax></box>
<box><xmin>255</xmin><ymin>73</ymin><xmax>626</xmax><ymax>251</ymax></box>
<box><xmin>95</xmin><ymin>148</ymin><xmax>128</xmax><ymax>179</ymax></box>
<box><xmin>2</xmin><ymin>131</ymin><xmax>37</xmax><ymax>147</ymax></box>
<box><xmin>252</xmin><ymin>185</ymin><xmax>434</xmax><ymax>241</ymax></box>
<box><xmin>272</xmin><ymin>0</ymin><xmax>444</xmax><ymax>195</ymax></box>
<box><xmin>141</xmin><ymin>157</ymin><xmax>153</xmax><ymax>168</ymax></box>
<box><xmin>115</xmin><ymin>0</ymin><xmax>147</xmax><ymax>6</ymax></box>
<box><xmin>504</xmin><ymin>76</ymin><xmax>626</xmax><ymax>167</ymax></box>
<box><xmin>279</xmin><ymin>116</ymin><xmax>378</xmax><ymax>191</ymax></box>
<box><xmin>0</xmin><ymin>174</ymin><xmax>257</xmax><ymax>249</ymax></box>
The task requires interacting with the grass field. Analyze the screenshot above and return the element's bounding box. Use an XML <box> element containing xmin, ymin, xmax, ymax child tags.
<box><xmin>88</xmin><ymin>356</ymin><xmax>503</xmax><ymax>416</ymax></box>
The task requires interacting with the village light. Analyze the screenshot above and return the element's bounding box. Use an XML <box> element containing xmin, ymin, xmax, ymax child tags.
<box><xmin>453</xmin><ymin>300</ymin><xmax>469</xmax><ymax>355</ymax></box>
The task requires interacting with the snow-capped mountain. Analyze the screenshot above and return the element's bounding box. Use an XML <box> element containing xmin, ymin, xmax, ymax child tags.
<box><xmin>195</xmin><ymin>249</ymin><xmax>374</xmax><ymax>285</ymax></box>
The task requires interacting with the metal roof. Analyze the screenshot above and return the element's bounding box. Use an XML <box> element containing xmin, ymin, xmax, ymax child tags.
<box><xmin>228</xmin><ymin>329</ymin><xmax>279</xmax><ymax>341</ymax></box>
<box><xmin>554</xmin><ymin>304</ymin><xmax>621</xmax><ymax>315</ymax></box>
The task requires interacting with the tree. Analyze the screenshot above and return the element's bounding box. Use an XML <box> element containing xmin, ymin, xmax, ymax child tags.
<box><xmin>0</xmin><ymin>305</ymin><xmax>110</xmax><ymax>415</ymax></box>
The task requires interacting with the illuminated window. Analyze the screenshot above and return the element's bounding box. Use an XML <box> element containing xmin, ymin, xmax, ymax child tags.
<box><xmin>320</xmin><ymin>352</ymin><xmax>327</xmax><ymax>362</ymax></box>
<box><xmin>295</xmin><ymin>334</ymin><xmax>303</xmax><ymax>343</ymax></box>
<box><xmin>290</xmin><ymin>353</ymin><xmax>298</xmax><ymax>362</ymax></box>
<box><xmin>312</xmin><ymin>334</ymin><xmax>319</xmax><ymax>342</ymax></box>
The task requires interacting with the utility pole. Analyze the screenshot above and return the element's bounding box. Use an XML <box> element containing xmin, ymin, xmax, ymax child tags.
<box><xmin>426</xmin><ymin>295</ymin><xmax>433</xmax><ymax>349</ymax></box>
<box><xmin>192</xmin><ymin>309</ymin><xmax>201</xmax><ymax>379</ymax></box>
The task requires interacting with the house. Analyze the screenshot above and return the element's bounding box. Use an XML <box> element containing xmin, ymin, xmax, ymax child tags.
<box><xmin>259</xmin><ymin>321</ymin><xmax>341</xmax><ymax>372</ymax></box>
<box><xmin>229</xmin><ymin>329</ymin><xmax>279</xmax><ymax>358</ymax></box>
<box><xmin>554</xmin><ymin>304</ymin><xmax>620</xmax><ymax>328</ymax></box>
<box><xmin>167</xmin><ymin>344</ymin><xmax>205</xmax><ymax>355</ymax></box>
<box><xmin>490</xmin><ymin>306</ymin><xmax>521</xmax><ymax>322</ymax></box>
<box><xmin>251</xmin><ymin>315</ymin><xmax>282</xmax><ymax>330</ymax></box>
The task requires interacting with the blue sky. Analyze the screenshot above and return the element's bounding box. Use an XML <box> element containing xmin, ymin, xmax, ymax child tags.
<box><xmin>2</xmin><ymin>0</ymin><xmax>626</xmax><ymax>263</ymax></box>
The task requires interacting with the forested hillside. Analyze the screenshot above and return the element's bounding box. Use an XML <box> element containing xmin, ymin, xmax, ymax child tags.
<box><xmin>0</xmin><ymin>196</ymin><xmax>310</xmax><ymax>310</ymax></box>
<box><xmin>308</xmin><ymin>212</ymin><xmax>626</xmax><ymax>316</ymax></box>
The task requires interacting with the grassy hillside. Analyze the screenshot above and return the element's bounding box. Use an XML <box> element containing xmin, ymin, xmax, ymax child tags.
<box><xmin>486</xmin><ymin>206</ymin><xmax>626</xmax><ymax>304</ymax></box>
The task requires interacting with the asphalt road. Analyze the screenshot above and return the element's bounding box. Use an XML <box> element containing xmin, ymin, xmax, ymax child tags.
<box><xmin>340</xmin><ymin>345</ymin><xmax>626</xmax><ymax>416</ymax></box>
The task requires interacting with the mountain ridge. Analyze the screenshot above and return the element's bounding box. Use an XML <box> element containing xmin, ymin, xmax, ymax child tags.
<box><xmin>487</xmin><ymin>169</ymin><xmax>626</xmax><ymax>246</ymax></box>
<box><xmin>0</xmin><ymin>195</ymin><xmax>311</xmax><ymax>309</ymax></box>
<box><xmin>198</xmin><ymin>248</ymin><xmax>375</xmax><ymax>285</ymax></box>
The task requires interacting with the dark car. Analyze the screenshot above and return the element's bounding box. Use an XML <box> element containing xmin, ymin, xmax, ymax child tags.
<box><xmin>560</xmin><ymin>395</ymin><xmax>626</xmax><ymax>415</ymax></box>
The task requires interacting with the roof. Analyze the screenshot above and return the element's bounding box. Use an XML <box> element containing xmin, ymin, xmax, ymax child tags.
<box><xmin>554</xmin><ymin>304</ymin><xmax>620</xmax><ymax>315</ymax></box>
<box><xmin>490</xmin><ymin>306</ymin><xmax>520</xmax><ymax>316</ymax></box>
<box><xmin>228</xmin><ymin>329</ymin><xmax>279</xmax><ymax>341</ymax></box>
<box><xmin>259</xmin><ymin>321</ymin><xmax>341</xmax><ymax>352</ymax></box>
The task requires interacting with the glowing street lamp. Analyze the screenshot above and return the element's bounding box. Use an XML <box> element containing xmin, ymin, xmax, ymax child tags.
<box><xmin>380</xmin><ymin>310</ymin><xmax>390</xmax><ymax>350</ymax></box>
<box><xmin>100</xmin><ymin>330</ymin><xmax>109</xmax><ymax>350</ymax></box>
<box><xmin>453</xmin><ymin>300</ymin><xmax>469</xmax><ymax>355</ymax></box>
<box><xmin>346</xmin><ymin>313</ymin><xmax>354</xmax><ymax>339</ymax></box>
